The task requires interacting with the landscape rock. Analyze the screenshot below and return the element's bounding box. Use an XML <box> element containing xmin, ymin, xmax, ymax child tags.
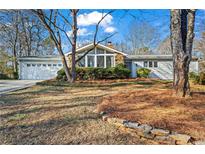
<box><xmin>99</xmin><ymin>111</ymin><xmax>107</xmax><ymax>116</ymax></box>
<box><xmin>143</xmin><ymin>133</ymin><xmax>155</xmax><ymax>139</ymax></box>
<box><xmin>154</xmin><ymin>136</ymin><xmax>176</xmax><ymax>144</ymax></box>
<box><xmin>123</xmin><ymin>121</ymin><xmax>139</xmax><ymax>129</ymax></box>
<box><xmin>102</xmin><ymin>115</ymin><xmax>109</xmax><ymax>121</ymax></box>
<box><xmin>133</xmin><ymin>124</ymin><xmax>153</xmax><ymax>137</ymax></box>
<box><xmin>107</xmin><ymin>117</ymin><xmax>126</xmax><ymax>126</ymax></box>
<box><xmin>139</xmin><ymin>124</ymin><xmax>153</xmax><ymax>133</ymax></box>
<box><xmin>169</xmin><ymin>134</ymin><xmax>191</xmax><ymax>144</ymax></box>
<box><xmin>151</xmin><ymin>128</ymin><xmax>170</xmax><ymax>136</ymax></box>
<box><xmin>155</xmin><ymin>136</ymin><xmax>170</xmax><ymax>141</ymax></box>
<box><xmin>102</xmin><ymin>116</ymin><xmax>200</xmax><ymax>145</ymax></box>
<box><xmin>193</xmin><ymin>141</ymin><xmax>205</xmax><ymax>145</ymax></box>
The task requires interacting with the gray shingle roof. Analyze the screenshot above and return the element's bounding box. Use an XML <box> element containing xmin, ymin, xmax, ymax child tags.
<box><xmin>126</xmin><ymin>55</ymin><xmax>198</xmax><ymax>60</ymax></box>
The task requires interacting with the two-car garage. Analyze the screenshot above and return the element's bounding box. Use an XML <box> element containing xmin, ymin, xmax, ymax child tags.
<box><xmin>18</xmin><ymin>56</ymin><xmax>63</xmax><ymax>80</ymax></box>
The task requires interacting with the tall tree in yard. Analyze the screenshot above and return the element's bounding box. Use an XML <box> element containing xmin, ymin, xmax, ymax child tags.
<box><xmin>0</xmin><ymin>10</ymin><xmax>20</xmax><ymax>77</ymax></box>
<box><xmin>32</xmin><ymin>9</ymin><xmax>73</xmax><ymax>82</ymax></box>
<box><xmin>33</xmin><ymin>9</ymin><xmax>115</xmax><ymax>82</ymax></box>
<box><xmin>170</xmin><ymin>9</ymin><xmax>196</xmax><ymax>97</ymax></box>
<box><xmin>70</xmin><ymin>10</ymin><xmax>78</xmax><ymax>82</ymax></box>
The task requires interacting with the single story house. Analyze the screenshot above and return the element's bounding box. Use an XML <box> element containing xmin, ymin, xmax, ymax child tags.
<box><xmin>18</xmin><ymin>43</ymin><xmax>199</xmax><ymax>80</ymax></box>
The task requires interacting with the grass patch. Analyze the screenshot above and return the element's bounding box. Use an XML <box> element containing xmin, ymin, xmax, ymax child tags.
<box><xmin>2</xmin><ymin>78</ymin><xmax>202</xmax><ymax>144</ymax></box>
<box><xmin>36</xmin><ymin>78</ymin><xmax>166</xmax><ymax>88</ymax></box>
<box><xmin>0</xmin><ymin>78</ymin><xmax>165</xmax><ymax>145</ymax></box>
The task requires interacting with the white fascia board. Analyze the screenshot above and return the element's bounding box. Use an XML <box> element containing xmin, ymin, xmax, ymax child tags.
<box><xmin>18</xmin><ymin>57</ymin><xmax>61</xmax><ymax>61</ymax></box>
<box><xmin>65</xmin><ymin>43</ymin><xmax>127</xmax><ymax>56</ymax></box>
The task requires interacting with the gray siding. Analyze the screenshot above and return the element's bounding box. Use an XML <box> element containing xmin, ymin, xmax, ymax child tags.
<box><xmin>131</xmin><ymin>60</ymin><xmax>199</xmax><ymax>80</ymax></box>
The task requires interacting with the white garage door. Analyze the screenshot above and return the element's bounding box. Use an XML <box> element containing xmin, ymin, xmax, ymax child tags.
<box><xmin>20</xmin><ymin>62</ymin><xmax>63</xmax><ymax>80</ymax></box>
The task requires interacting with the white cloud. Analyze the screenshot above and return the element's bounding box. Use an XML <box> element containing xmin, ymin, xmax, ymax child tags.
<box><xmin>78</xmin><ymin>28</ymin><xmax>93</xmax><ymax>36</ymax></box>
<box><xmin>104</xmin><ymin>26</ymin><xmax>116</xmax><ymax>33</ymax></box>
<box><xmin>77</xmin><ymin>11</ymin><xmax>113</xmax><ymax>28</ymax></box>
<box><xmin>67</xmin><ymin>28</ymin><xmax>92</xmax><ymax>36</ymax></box>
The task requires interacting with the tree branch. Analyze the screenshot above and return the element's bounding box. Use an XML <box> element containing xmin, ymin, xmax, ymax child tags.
<box><xmin>75</xmin><ymin>10</ymin><xmax>116</xmax><ymax>63</ymax></box>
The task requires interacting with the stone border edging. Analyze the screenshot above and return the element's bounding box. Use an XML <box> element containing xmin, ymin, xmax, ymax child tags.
<box><xmin>101</xmin><ymin>114</ymin><xmax>205</xmax><ymax>145</ymax></box>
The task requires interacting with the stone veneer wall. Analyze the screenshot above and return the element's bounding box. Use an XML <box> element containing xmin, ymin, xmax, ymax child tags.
<box><xmin>115</xmin><ymin>53</ymin><xmax>125</xmax><ymax>65</ymax></box>
<box><xmin>67</xmin><ymin>55</ymin><xmax>72</xmax><ymax>67</ymax></box>
<box><xmin>67</xmin><ymin>54</ymin><xmax>79</xmax><ymax>67</ymax></box>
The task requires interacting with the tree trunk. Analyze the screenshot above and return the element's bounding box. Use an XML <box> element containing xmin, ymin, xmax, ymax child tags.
<box><xmin>13</xmin><ymin>30</ymin><xmax>18</xmax><ymax>75</ymax></box>
<box><xmin>33</xmin><ymin>10</ymin><xmax>72</xmax><ymax>82</ymax></box>
<box><xmin>58</xmin><ymin>45</ymin><xmax>72</xmax><ymax>82</ymax></box>
<box><xmin>12</xmin><ymin>43</ymin><xmax>17</xmax><ymax>74</ymax></box>
<box><xmin>61</xmin><ymin>55</ymin><xmax>72</xmax><ymax>82</ymax></box>
<box><xmin>70</xmin><ymin>10</ymin><xmax>78</xmax><ymax>82</ymax></box>
<box><xmin>12</xmin><ymin>11</ymin><xmax>19</xmax><ymax>78</ymax></box>
<box><xmin>170</xmin><ymin>9</ymin><xmax>196</xmax><ymax>97</ymax></box>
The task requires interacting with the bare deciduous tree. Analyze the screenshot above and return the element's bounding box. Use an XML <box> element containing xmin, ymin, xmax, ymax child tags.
<box><xmin>194</xmin><ymin>32</ymin><xmax>205</xmax><ymax>58</ymax></box>
<box><xmin>170</xmin><ymin>9</ymin><xmax>196</xmax><ymax>97</ymax></box>
<box><xmin>157</xmin><ymin>37</ymin><xmax>172</xmax><ymax>55</ymax></box>
<box><xmin>0</xmin><ymin>10</ymin><xmax>20</xmax><ymax>76</ymax></box>
<box><xmin>33</xmin><ymin>9</ymin><xmax>116</xmax><ymax>82</ymax></box>
<box><xmin>125</xmin><ymin>21</ymin><xmax>159</xmax><ymax>55</ymax></box>
<box><xmin>32</xmin><ymin>9</ymin><xmax>73</xmax><ymax>81</ymax></box>
<box><xmin>0</xmin><ymin>10</ymin><xmax>55</xmax><ymax>78</ymax></box>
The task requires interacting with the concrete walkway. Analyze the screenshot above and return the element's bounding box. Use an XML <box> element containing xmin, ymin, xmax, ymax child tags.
<box><xmin>0</xmin><ymin>80</ymin><xmax>42</xmax><ymax>95</ymax></box>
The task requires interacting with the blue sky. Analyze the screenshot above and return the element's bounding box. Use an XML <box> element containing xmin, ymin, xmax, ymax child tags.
<box><xmin>74</xmin><ymin>9</ymin><xmax>205</xmax><ymax>48</ymax></box>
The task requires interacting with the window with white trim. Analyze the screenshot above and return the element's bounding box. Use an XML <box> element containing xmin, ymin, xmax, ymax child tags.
<box><xmin>97</xmin><ymin>56</ymin><xmax>104</xmax><ymax>67</ymax></box>
<box><xmin>149</xmin><ymin>61</ymin><xmax>153</xmax><ymax>67</ymax></box>
<box><xmin>87</xmin><ymin>56</ymin><xmax>95</xmax><ymax>67</ymax></box>
<box><xmin>96</xmin><ymin>48</ymin><xmax>104</xmax><ymax>54</ymax></box>
<box><xmin>106</xmin><ymin>56</ymin><xmax>114</xmax><ymax>68</ymax></box>
<box><xmin>77</xmin><ymin>47</ymin><xmax>115</xmax><ymax>68</ymax></box>
<box><xmin>144</xmin><ymin>61</ymin><xmax>158</xmax><ymax>68</ymax></box>
<box><xmin>78</xmin><ymin>56</ymin><xmax>85</xmax><ymax>67</ymax></box>
<box><xmin>154</xmin><ymin>61</ymin><xmax>158</xmax><ymax>67</ymax></box>
<box><xmin>144</xmin><ymin>61</ymin><xmax>148</xmax><ymax>67</ymax></box>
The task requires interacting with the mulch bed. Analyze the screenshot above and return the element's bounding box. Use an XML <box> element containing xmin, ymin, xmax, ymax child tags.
<box><xmin>97</xmin><ymin>87</ymin><xmax>205</xmax><ymax>140</ymax></box>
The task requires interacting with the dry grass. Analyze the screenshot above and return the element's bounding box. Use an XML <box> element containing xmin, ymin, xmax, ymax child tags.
<box><xmin>0</xmin><ymin>79</ymin><xmax>204</xmax><ymax>144</ymax></box>
<box><xmin>0</xmin><ymin>80</ymin><xmax>160</xmax><ymax>145</ymax></box>
<box><xmin>97</xmin><ymin>81</ymin><xmax>205</xmax><ymax>141</ymax></box>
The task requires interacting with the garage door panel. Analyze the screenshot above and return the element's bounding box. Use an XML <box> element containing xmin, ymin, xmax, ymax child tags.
<box><xmin>20</xmin><ymin>62</ymin><xmax>62</xmax><ymax>80</ymax></box>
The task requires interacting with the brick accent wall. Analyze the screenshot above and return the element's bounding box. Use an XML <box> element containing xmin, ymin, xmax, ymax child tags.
<box><xmin>67</xmin><ymin>55</ymin><xmax>72</xmax><ymax>67</ymax></box>
<box><xmin>115</xmin><ymin>53</ymin><xmax>125</xmax><ymax>65</ymax></box>
<box><xmin>67</xmin><ymin>54</ymin><xmax>79</xmax><ymax>67</ymax></box>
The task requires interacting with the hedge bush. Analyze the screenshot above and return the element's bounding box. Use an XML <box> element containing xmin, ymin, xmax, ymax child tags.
<box><xmin>189</xmin><ymin>72</ymin><xmax>205</xmax><ymax>85</ymax></box>
<box><xmin>137</xmin><ymin>68</ymin><xmax>151</xmax><ymax>78</ymax></box>
<box><xmin>0</xmin><ymin>73</ymin><xmax>9</xmax><ymax>79</ymax></box>
<box><xmin>199</xmin><ymin>72</ymin><xmax>205</xmax><ymax>85</ymax></box>
<box><xmin>57</xmin><ymin>64</ymin><xmax>131</xmax><ymax>80</ymax></box>
<box><xmin>189</xmin><ymin>72</ymin><xmax>199</xmax><ymax>84</ymax></box>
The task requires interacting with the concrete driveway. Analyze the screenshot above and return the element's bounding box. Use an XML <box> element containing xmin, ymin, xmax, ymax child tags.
<box><xmin>0</xmin><ymin>80</ymin><xmax>42</xmax><ymax>95</ymax></box>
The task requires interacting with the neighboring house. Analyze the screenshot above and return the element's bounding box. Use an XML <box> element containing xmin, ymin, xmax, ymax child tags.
<box><xmin>18</xmin><ymin>43</ymin><xmax>199</xmax><ymax>80</ymax></box>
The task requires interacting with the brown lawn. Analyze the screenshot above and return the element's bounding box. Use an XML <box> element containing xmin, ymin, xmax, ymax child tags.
<box><xmin>97</xmin><ymin>80</ymin><xmax>205</xmax><ymax>141</ymax></box>
<box><xmin>0</xmin><ymin>78</ymin><xmax>204</xmax><ymax>144</ymax></box>
<box><xmin>0</xmin><ymin>79</ymin><xmax>161</xmax><ymax>145</ymax></box>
